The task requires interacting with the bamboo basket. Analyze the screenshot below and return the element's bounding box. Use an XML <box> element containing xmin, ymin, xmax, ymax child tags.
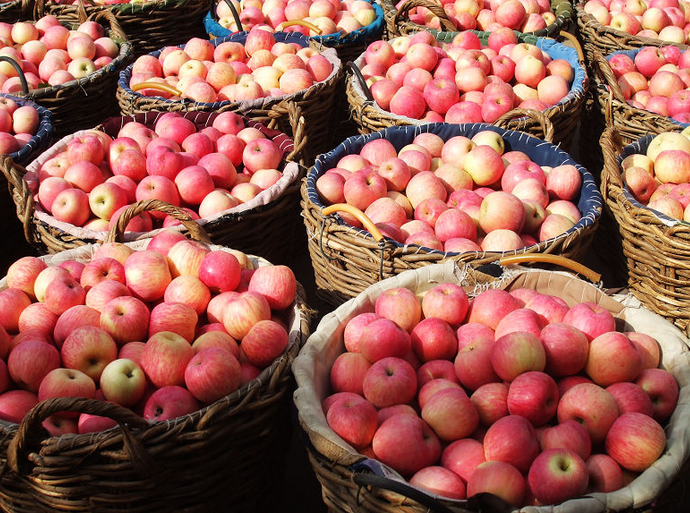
<box><xmin>599</xmin><ymin>125</ymin><xmax>690</xmax><ymax>336</ymax></box>
<box><xmin>36</xmin><ymin>0</ymin><xmax>211</xmax><ymax>57</ymax></box>
<box><xmin>301</xmin><ymin>119</ymin><xmax>602</xmax><ymax>309</ymax></box>
<box><xmin>0</xmin><ymin>205</ymin><xmax>313</xmax><ymax>513</ymax></box>
<box><xmin>292</xmin><ymin>259</ymin><xmax>690</xmax><ymax>513</ymax></box>
<box><xmin>116</xmin><ymin>31</ymin><xmax>341</xmax><ymax>165</ymax></box>
<box><xmin>0</xmin><ymin>110</ymin><xmax>306</xmax><ymax>265</ymax></box>
<box><xmin>346</xmin><ymin>30</ymin><xmax>588</xmax><ymax>154</ymax></box>
<box><xmin>382</xmin><ymin>0</ymin><xmax>573</xmax><ymax>38</ymax></box>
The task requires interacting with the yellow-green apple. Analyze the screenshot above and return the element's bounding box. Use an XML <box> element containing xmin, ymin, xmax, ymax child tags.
<box><xmin>329</xmin><ymin>352</ymin><xmax>372</xmax><ymax>395</ymax></box>
<box><xmin>586</xmin><ymin>331</ymin><xmax>643</xmax><ymax>386</ymax></box>
<box><xmin>467</xmin><ymin>288</ymin><xmax>520</xmax><ymax>330</ymax></box>
<box><xmin>53</xmin><ymin>304</ymin><xmax>100</xmax><ymax>349</ymax></box>
<box><xmin>527</xmin><ymin>448</ymin><xmax>589</xmax><ymax>505</ymax></box>
<box><xmin>422</xmin><ymin>386</ymin><xmax>479</xmax><ymax>441</ymax></box>
<box><xmin>627</xmin><ymin>332</ymin><xmax>661</xmax><ymax>369</ymax></box>
<box><xmin>326</xmin><ymin>393</ymin><xmax>379</xmax><ymax>449</ymax></box>
<box><xmin>540</xmin><ymin>419</ymin><xmax>592</xmax><ymax>460</ymax></box>
<box><xmin>99</xmin><ymin>295</ymin><xmax>150</xmax><ymax>346</ymax></box>
<box><xmin>562</xmin><ymin>301</ymin><xmax>616</xmax><ymax>341</ymax></box>
<box><xmin>85</xmin><ymin>279</ymin><xmax>131</xmax><ymax>312</ymax></box>
<box><xmin>362</xmin><ymin>356</ymin><xmax>417</xmax><ymax>408</ymax></box>
<box><xmin>6</xmin><ymin>256</ymin><xmax>47</xmax><ymax>299</ymax></box>
<box><xmin>557</xmin><ymin>382</ymin><xmax>619</xmax><ymax>444</ymax></box>
<box><xmin>470</xmin><ymin>381</ymin><xmax>509</xmax><ymax>426</ymax></box>
<box><xmin>483</xmin><ymin>414</ymin><xmax>539</xmax><ymax>473</ymax></box>
<box><xmin>635</xmin><ymin>367</ymin><xmax>680</xmax><ymax>423</ymax></box>
<box><xmin>88</xmin><ymin>182</ymin><xmax>128</xmax><ymax>221</ymax></box>
<box><xmin>0</xmin><ymin>389</ymin><xmax>39</xmax><ymax>423</ymax></box>
<box><xmin>184</xmin><ymin>346</ymin><xmax>242</xmax><ymax>403</ymax></box>
<box><xmin>606</xmin><ymin>381</ymin><xmax>654</xmax><ymax>416</ymax></box>
<box><xmin>539</xmin><ymin>322</ymin><xmax>589</xmax><ymax>376</ymax></box>
<box><xmin>140</xmin><ymin>331</ymin><xmax>194</xmax><ymax>388</ymax></box>
<box><xmin>467</xmin><ymin>460</ymin><xmax>525</xmax><ymax>507</ymax></box>
<box><xmin>409</xmin><ymin>466</ymin><xmax>466</xmax><ymax>499</ymax></box>
<box><xmin>647</xmin><ymin>131</ymin><xmax>690</xmax><ymax>162</ymax></box>
<box><xmin>605</xmin><ymin>412</ymin><xmax>666</xmax><ymax>471</ymax></box>
<box><xmin>374</xmin><ymin>287</ymin><xmax>422</xmax><ymax>333</ymax></box>
<box><xmin>124</xmin><ymin>249</ymin><xmax>172</xmax><ymax>302</ymax></box>
<box><xmin>506</xmin><ymin>370</ymin><xmax>558</xmax><ymax>426</ymax></box>
<box><xmin>60</xmin><ymin>325</ymin><xmax>118</xmax><ymax>383</ymax></box>
<box><xmin>222</xmin><ymin>290</ymin><xmax>272</xmax><ymax>340</ymax></box>
<box><xmin>143</xmin><ymin>384</ymin><xmax>200</xmax><ymax>422</ymax></box>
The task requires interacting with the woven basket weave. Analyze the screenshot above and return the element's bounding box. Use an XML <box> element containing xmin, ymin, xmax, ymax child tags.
<box><xmin>301</xmin><ymin>120</ymin><xmax>602</xmax><ymax>309</ymax></box>
<box><xmin>382</xmin><ymin>0</ymin><xmax>573</xmax><ymax>38</ymax></box>
<box><xmin>346</xmin><ymin>30</ymin><xmax>588</xmax><ymax>153</ymax></box>
<box><xmin>0</xmin><ymin>0</ymin><xmax>24</xmax><ymax>21</ymax></box>
<box><xmin>292</xmin><ymin>260</ymin><xmax>690</xmax><ymax>513</ymax></box>
<box><xmin>38</xmin><ymin>0</ymin><xmax>211</xmax><ymax>57</ymax></box>
<box><xmin>0</xmin><ymin>110</ymin><xmax>305</xmax><ymax>264</ymax></box>
<box><xmin>0</xmin><ymin>213</ymin><xmax>313</xmax><ymax>513</ymax></box>
<box><xmin>599</xmin><ymin>126</ymin><xmax>690</xmax><ymax>336</ymax></box>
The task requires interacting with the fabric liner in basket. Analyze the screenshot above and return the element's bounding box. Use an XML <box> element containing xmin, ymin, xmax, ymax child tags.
<box><xmin>0</xmin><ymin>93</ymin><xmax>54</xmax><ymax>167</ymax></box>
<box><xmin>292</xmin><ymin>260</ymin><xmax>690</xmax><ymax>513</ymax></box>
<box><xmin>303</xmin><ymin>121</ymin><xmax>602</xmax><ymax>307</ymax></box>
<box><xmin>346</xmin><ymin>31</ymin><xmax>588</xmax><ymax>152</ymax></box>
<box><xmin>0</xmin><ymin>234</ymin><xmax>311</xmax><ymax>512</ymax></box>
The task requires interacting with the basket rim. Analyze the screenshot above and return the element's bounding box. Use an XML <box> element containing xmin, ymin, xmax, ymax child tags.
<box><xmin>0</xmin><ymin>93</ymin><xmax>54</xmax><ymax>166</ymax></box>
<box><xmin>44</xmin><ymin>0</ymin><xmax>210</xmax><ymax>15</ymax></box>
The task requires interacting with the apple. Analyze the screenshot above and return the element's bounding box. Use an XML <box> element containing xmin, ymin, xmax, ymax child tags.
<box><xmin>240</xmin><ymin>319</ymin><xmax>289</xmax><ymax>368</ymax></box>
<box><xmin>540</xmin><ymin>419</ymin><xmax>592</xmax><ymax>460</ymax></box>
<box><xmin>98</xmin><ymin>358</ymin><xmax>146</xmax><ymax>407</ymax></box>
<box><xmin>586</xmin><ymin>331</ymin><xmax>643</xmax><ymax>386</ymax></box>
<box><xmin>61</xmin><ymin>326</ymin><xmax>118</xmax><ymax>383</ymax></box>
<box><xmin>326</xmin><ymin>393</ymin><xmax>379</xmax><ymax>450</ymax></box>
<box><xmin>557</xmin><ymin>382</ymin><xmax>619</xmax><ymax>445</ymax></box>
<box><xmin>362</xmin><ymin>356</ymin><xmax>417</xmax><ymax>408</ymax></box>
<box><xmin>507</xmin><ymin>370</ymin><xmax>559</xmax><ymax>426</ymax></box>
<box><xmin>562</xmin><ymin>302</ymin><xmax>616</xmax><ymax>341</ymax></box>
<box><xmin>409</xmin><ymin>466</ymin><xmax>466</xmax><ymax>500</ymax></box>
<box><xmin>143</xmin><ymin>385</ymin><xmax>200</xmax><ymax>422</ymax></box>
<box><xmin>422</xmin><ymin>386</ymin><xmax>479</xmax><ymax>442</ymax></box>
<box><xmin>491</xmin><ymin>331</ymin><xmax>546</xmax><ymax>382</ymax></box>
<box><xmin>635</xmin><ymin>367</ymin><xmax>680</xmax><ymax>423</ymax></box>
<box><xmin>466</xmin><ymin>461</ymin><xmax>525</xmax><ymax>507</ymax></box>
<box><xmin>140</xmin><ymin>331</ymin><xmax>195</xmax><ymax>388</ymax></box>
<box><xmin>184</xmin><ymin>347</ymin><xmax>242</xmax><ymax>403</ymax></box>
<box><xmin>374</xmin><ymin>287</ymin><xmax>422</xmax><ymax>333</ymax></box>
<box><xmin>527</xmin><ymin>448</ymin><xmax>589</xmax><ymax>505</ymax></box>
<box><xmin>539</xmin><ymin>322</ymin><xmax>589</xmax><ymax>376</ymax></box>
<box><xmin>605</xmin><ymin>412</ymin><xmax>666</xmax><ymax>472</ymax></box>
<box><xmin>124</xmin><ymin>249</ymin><xmax>172</xmax><ymax>302</ymax></box>
<box><xmin>483</xmin><ymin>414</ymin><xmax>540</xmax><ymax>473</ymax></box>
<box><xmin>99</xmin><ymin>295</ymin><xmax>150</xmax><ymax>346</ymax></box>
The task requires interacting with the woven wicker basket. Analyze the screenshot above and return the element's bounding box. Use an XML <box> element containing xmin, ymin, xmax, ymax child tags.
<box><xmin>7</xmin><ymin>8</ymin><xmax>134</xmax><ymax>138</ymax></box>
<box><xmin>346</xmin><ymin>30</ymin><xmax>588</xmax><ymax>153</ymax></box>
<box><xmin>0</xmin><ymin>211</ymin><xmax>313</xmax><ymax>513</ymax></box>
<box><xmin>382</xmin><ymin>0</ymin><xmax>573</xmax><ymax>38</ymax></box>
<box><xmin>0</xmin><ymin>0</ymin><xmax>25</xmax><ymax>22</ymax></box>
<box><xmin>292</xmin><ymin>259</ymin><xmax>690</xmax><ymax>513</ymax></box>
<box><xmin>116</xmin><ymin>31</ymin><xmax>341</xmax><ymax>165</ymax></box>
<box><xmin>38</xmin><ymin>0</ymin><xmax>210</xmax><ymax>57</ymax></box>
<box><xmin>301</xmin><ymin>120</ymin><xmax>602</xmax><ymax>309</ymax></box>
<box><xmin>599</xmin><ymin>126</ymin><xmax>690</xmax><ymax>335</ymax></box>
<box><xmin>0</xmin><ymin>111</ymin><xmax>306</xmax><ymax>264</ymax></box>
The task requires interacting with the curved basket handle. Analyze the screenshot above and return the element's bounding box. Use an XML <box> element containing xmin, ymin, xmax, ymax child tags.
<box><xmin>6</xmin><ymin>397</ymin><xmax>154</xmax><ymax>477</ymax></box>
<box><xmin>493</xmin><ymin>108</ymin><xmax>554</xmax><ymax>143</ymax></box>
<box><xmin>0</xmin><ymin>154</ymin><xmax>36</xmax><ymax>247</ymax></box>
<box><xmin>599</xmin><ymin>125</ymin><xmax>626</xmax><ymax>192</ymax></box>
<box><xmin>104</xmin><ymin>199</ymin><xmax>213</xmax><ymax>244</ymax></box>
<box><xmin>282</xmin><ymin>19</ymin><xmax>323</xmax><ymax>35</ymax></box>
<box><xmin>322</xmin><ymin>203</ymin><xmax>384</xmax><ymax>242</ymax></box>
<box><xmin>497</xmin><ymin>254</ymin><xmax>602</xmax><ymax>284</ymax></box>
<box><xmin>214</xmin><ymin>0</ymin><xmax>243</xmax><ymax>31</ymax></box>
<box><xmin>0</xmin><ymin>56</ymin><xmax>29</xmax><ymax>95</ymax></box>
<box><xmin>265</xmin><ymin>99</ymin><xmax>307</xmax><ymax>165</ymax></box>
<box><xmin>558</xmin><ymin>30</ymin><xmax>584</xmax><ymax>64</ymax></box>
<box><xmin>590</xmin><ymin>49</ymin><xmax>626</xmax><ymax>103</ymax></box>
<box><xmin>393</xmin><ymin>0</ymin><xmax>456</xmax><ymax>32</ymax></box>
<box><xmin>346</xmin><ymin>61</ymin><xmax>374</xmax><ymax>102</ymax></box>
<box><xmin>86</xmin><ymin>5</ymin><xmax>128</xmax><ymax>43</ymax></box>
<box><xmin>130</xmin><ymin>81</ymin><xmax>183</xmax><ymax>98</ymax></box>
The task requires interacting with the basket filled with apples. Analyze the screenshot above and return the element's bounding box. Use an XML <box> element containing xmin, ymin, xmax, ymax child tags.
<box><xmin>0</xmin><ymin>203</ymin><xmax>313</xmax><ymax>512</ymax></box>
<box><xmin>37</xmin><ymin>0</ymin><xmax>210</xmax><ymax>57</ymax></box>
<box><xmin>345</xmin><ymin>29</ymin><xmax>588</xmax><ymax>153</ymax></box>
<box><xmin>301</xmin><ymin>119</ymin><xmax>602</xmax><ymax>309</ymax></box>
<box><xmin>599</xmin><ymin>125</ymin><xmax>690</xmax><ymax>336</ymax></box>
<box><xmin>116</xmin><ymin>29</ymin><xmax>341</xmax><ymax>165</ymax></box>
<box><xmin>0</xmin><ymin>12</ymin><xmax>134</xmax><ymax>138</ymax></box>
<box><xmin>382</xmin><ymin>0</ymin><xmax>574</xmax><ymax>38</ymax></box>
<box><xmin>292</xmin><ymin>257</ymin><xmax>690</xmax><ymax>513</ymax></box>
<box><xmin>0</xmin><ymin>109</ymin><xmax>307</xmax><ymax>265</ymax></box>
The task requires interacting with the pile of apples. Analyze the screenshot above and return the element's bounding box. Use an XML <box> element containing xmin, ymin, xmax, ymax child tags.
<box><xmin>128</xmin><ymin>30</ymin><xmax>334</xmax><ymax>103</ymax></box>
<box><xmin>0</xmin><ymin>232</ymin><xmax>298</xmax><ymax>433</ymax></box>
<box><xmin>360</xmin><ymin>30</ymin><xmax>576</xmax><ymax>123</ymax></box>
<box><xmin>393</xmin><ymin>0</ymin><xmax>558</xmax><ymax>33</ymax></box>
<box><xmin>28</xmin><ymin>111</ymin><xmax>288</xmax><ymax>232</ymax></box>
<box><xmin>0</xmin><ymin>16</ymin><xmax>122</xmax><ymax>91</ymax></box>
<box><xmin>0</xmin><ymin>95</ymin><xmax>42</xmax><ymax>155</ymax></box>
<box><xmin>610</xmin><ymin>45</ymin><xmax>690</xmax><ymax>122</ymax></box>
<box><xmin>583</xmin><ymin>0</ymin><xmax>690</xmax><ymax>44</ymax></box>
<box><xmin>322</xmin><ymin>282</ymin><xmax>679</xmax><ymax>506</ymax></box>
<box><xmin>315</xmin><ymin>129</ymin><xmax>584</xmax><ymax>253</ymax></box>
<box><xmin>620</xmin><ymin>129</ymin><xmax>690</xmax><ymax>221</ymax></box>
<box><xmin>215</xmin><ymin>0</ymin><xmax>379</xmax><ymax>36</ymax></box>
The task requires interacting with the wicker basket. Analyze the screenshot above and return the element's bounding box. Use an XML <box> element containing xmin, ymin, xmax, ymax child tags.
<box><xmin>117</xmin><ymin>31</ymin><xmax>341</xmax><ymax>165</ymax></box>
<box><xmin>0</xmin><ymin>209</ymin><xmax>313</xmax><ymax>513</ymax></box>
<box><xmin>292</xmin><ymin>259</ymin><xmax>690</xmax><ymax>513</ymax></box>
<box><xmin>7</xmin><ymin>8</ymin><xmax>134</xmax><ymax>138</ymax></box>
<box><xmin>0</xmin><ymin>0</ymin><xmax>25</xmax><ymax>22</ymax></box>
<box><xmin>599</xmin><ymin>126</ymin><xmax>690</xmax><ymax>335</ymax></box>
<box><xmin>346</xmin><ymin>30</ymin><xmax>588</xmax><ymax>153</ymax></box>
<box><xmin>382</xmin><ymin>0</ymin><xmax>573</xmax><ymax>38</ymax></box>
<box><xmin>301</xmin><ymin>120</ymin><xmax>602</xmax><ymax>309</ymax></box>
<box><xmin>0</xmin><ymin>110</ymin><xmax>306</xmax><ymax>264</ymax></box>
<box><xmin>37</xmin><ymin>0</ymin><xmax>210</xmax><ymax>57</ymax></box>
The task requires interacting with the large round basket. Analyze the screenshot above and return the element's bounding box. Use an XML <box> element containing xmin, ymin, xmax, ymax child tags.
<box><xmin>0</xmin><ymin>111</ymin><xmax>305</xmax><ymax>264</ymax></box>
<box><xmin>382</xmin><ymin>0</ymin><xmax>573</xmax><ymax>38</ymax></box>
<box><xmin>0</xmin><ymin>214</ymin><xmax>313</xmax><ymax>513</ymax></box>
<box><xmin>301</xmin><ymin>120</ymin><xmax>602</xmax><ymax>309</ymax></box>
<box><xmin>346</xmin><ymin>30</ymin><xmax>588</xmax><ymax>153</ymax></box>
<box><xmin>599</xmin><ymin>126</ymin><xmax>690</xmax><ymax>335</ymax></box>
<box><xmin>292</xmin><ymin>259</ymin><xmax>690</xmax><ymax>513</ymax></box>
<box><xmin>38</xmin><ymin>0</ymin><xmax>210</xmax><ymax>57</ymax></box>
<box><xmin>0</xmin><ymin>0</ymin><xmax>24</xmax><ymax>22</ymax></box>
<box><xmin>8</xmin><ymin>9</ymin><xmax>134</xmax><ymax>138</ymax></box>
<box><xmin>116</xmin><ymin>31</ymin><xmax>341</xmax><ymax>165</ymax></box>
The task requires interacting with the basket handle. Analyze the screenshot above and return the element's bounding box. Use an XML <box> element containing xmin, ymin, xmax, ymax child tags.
<box><xmin>493</xmin><ymin>107</ymin><xmax>554</xmax><ymax>143</ymax></box>
<box><xmin>0</xmin><ymin>154</ymin><xmax>36</xmax><ymax>247</ymax></box>
<box><xmin>130</xmin><ymin>81</ymin><xmax>183</xmax><ymax>98</ymax></box>
<box><xmin>393</xmin><ymin>0</ymin><xmax>456</xmax><ymax>32</ymax></box>
<box><xmin>346</xmin><ymin>61</ymin><xmax>374</xmax><ymax>102</ymax></box>
<box><xmin>0</xmin><ymin>56</ymin><xmax>29</xmax><ymax>95</ymax></box>
<box><xmin>590</xmin><ymin>49</ymin><xmax>626</xmax><ymax>103</ymax></box>
<box><xmin>85</xmin><ymin>4</ymin><xmax>128</xmax><ymax>43</ymax></box>
<box><xmin>558</xmin><ymin>30</ymin><xmax>585</xmax><ymax>64</ymax></box>
<box><xmin>264</xmin><ymin>99</ymin><xmax>307</xmax><ymax>166</ymax></box>
<box><xmin>322</xmin><ymin>203</ymin><xmax>385</xmax><ymax>241</ymax></box>
<box><xmin>497</xmin><ymin>254</ymin><xmax>602</xmax><ymax>283</ymax></box>
<box><xmin>213</xmin><ymin>0</ymin><xmax>244</xmax><ymax>31</ymax></box>
<box><xmin>599</xmin><ymin>125</ymin><xmax>626</xmax><ymax>193</ymax></box>
<box><xmin>6</xmin><ymin>397</ymin><xmax>156</xmax><ymax>478</ymax></box>
<box><xmin>282</xmin><ymin>19</ymin><xmax>323</xmax><ymax>35</ymax></box>
<box><xmin>104</xmin><ymin>199</ymin><xmax>213</xmax><ymax>244</ymax></box>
